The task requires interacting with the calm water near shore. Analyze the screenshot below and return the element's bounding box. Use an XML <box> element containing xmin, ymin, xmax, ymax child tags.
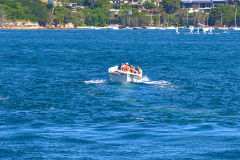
<box><xmin>0</xmin><ymin>29</ymin><xmax>240</xmax><ymax>159</ymax></box>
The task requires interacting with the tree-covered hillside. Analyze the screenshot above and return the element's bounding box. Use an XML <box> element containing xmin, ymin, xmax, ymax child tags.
<box><xmin>0</xmin><ymin>0</ymin><xmax>51</xmax><ymax>26</ymax></box>
<box><xmin>0</xmin><ymin>0</ymin><xmax>240</xmax><ymax>27</ymax></box>
<box><xmin>53</xmin><ymin>0</ymin><xmax>111</xmax><ymax>26</ymax></box>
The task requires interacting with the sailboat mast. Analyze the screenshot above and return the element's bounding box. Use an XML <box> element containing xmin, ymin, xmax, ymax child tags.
<box><xmin>49</xmin><ymin>3</ymin><xmax>54</xmax><ymax>26</ymax></box>
<box><xmin>167</xmin><ymin>14</ymin><xmax>169</xmax><ymax>27</ymax></box>
<box><xmin>197</xmin><ymin>0</ymin><xmax>200</xmax><ymax>27</ymax></box>
<box><xmin>206</xmin><ymin>13</ymin><xmax>209</xmax><ymax>27</ymax></box>
<box><xmin>151</xmin><ymin>11</ymin><xmax>152</xmax><ymax>26</ymax></box>
<box><xmin>0</xmin><ymin>8</ymin><xmax>5</xmax><ymax>27</ymax></box>
<box><xmin>127</xmin><ymin>13</ymin><xmax>128</xmax><ymax>26</ymax></box>
<box><xmin>235</xmin><ymin>2</ymin><xmax>237</xmax><ymax>27</ymax></box>
<box><xmin>221</xmin><ymin>11</ymin><xmax>223</xmax><ymax>27</ymax></box>
<box><xmin>159</xmin><ymin>13</ymin><xmax>161</xmax><ymax>26</ymax></box>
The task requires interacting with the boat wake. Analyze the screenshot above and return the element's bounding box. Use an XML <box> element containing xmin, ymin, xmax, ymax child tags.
<box><xmin>83</xmin><ymin>77</ymin><xmax>176</xmax><ymax>88</ymax></box>
<box><xmin>83</xmin><ymin>80</ymin><xmax>106</xmax><ymax>84</ymax></box>
<box><xmin>143</xmin><ymin>80</ymin><xmax>175</xmax><ymax>88</ymax></box>
<box><xmin>134</xmin><ymin>76</ymin><xmax>176</xmax><ymax>88</ymax></box>
<box><xmin>0</xmin><ymin>96</ymin><xmax>9</xmax><ymax>101</ymax></box>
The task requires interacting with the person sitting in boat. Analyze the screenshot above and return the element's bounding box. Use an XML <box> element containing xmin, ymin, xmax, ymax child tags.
<box><xmin>130</xmin><ymin>65</ymin><xmax>136</xmax><ymax>73</ymax></box>
<box><xmin>121</xmin><ymin>63</ymin><xmax>124</xmax><ymax>71</ymax></box>
<box><xmin>130</xmin><ymin>65</ymin><xmax>133</xmax><ymax>72</ymax></box>
<box><xmin>118</xmin><ymin>65</ymin><xmax>121</xmax><ymax>70</ymax></box>
<box><xmin>123</xmin><ymin>63</ymin><xmax>130</xmax><ymax>72</ymax></box>
<box><xmin>137</xmin><ymin>66</ymin><xmax>142</xmax><ymax>78</ymax></box>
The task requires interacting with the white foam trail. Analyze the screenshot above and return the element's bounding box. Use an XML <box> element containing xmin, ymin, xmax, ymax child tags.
<box><xmin>138</xmin><ymin>76</ymin><xmax>176</xmax><ymax>88</ymax></box>
<box><xmin>141</xmin><ymin>76</ymin><xmax>150</xmax><ymax>82</ymax></box>
<box><xmin>0</xmin><ymin>96</ymin><xmax>9</xmax><ymax>101</ymax></box>
<box><xmin>83</xmin><ymin>77</ymin><xmax>176</xmax><ymax>88</ymax></box>
<box><xmin>83</xmin><ymin>80</ymin><xmax>106</xmax><ymax>84</ymax></box>
<box><xmin>145</xmin><ymin>80</ymin><xmax>176</xmax><ymax>88</ymax></box>
<box><xmin>143</xmin><ymin>80</ymin><xmax>171</xmax><ymax>85</ymax></box>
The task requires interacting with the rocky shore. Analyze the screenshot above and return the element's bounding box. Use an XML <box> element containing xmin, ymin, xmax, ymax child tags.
<box><xmin>0</xmin><ymin>20</ymin><xmax>234</xmax><ymax>30</ymax></box>
<box><xmin>0</xmin><ymin>20</ymin><xmax>79</xmax><ymax>30</ymax></box>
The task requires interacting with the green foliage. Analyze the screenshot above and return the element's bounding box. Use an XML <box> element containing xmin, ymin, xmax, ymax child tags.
<box><xmin>54</xmin><ymin>0</ymin><xmax>110</xmax><ymax>27</ymax></box>
<box><xmin>84</xmin><ymin>0</ymin><xmax>110</xmax><ymax>9</ymax></box>
<box><xmin>172</xmin><ymin>9</ymin><xmax>187</xmax><ymax>26</ymax></box>
<box><xmin>0</xmin><ymin>0</ymin><xmax>50</xmax><ymax>26</ymax></box>
<box><xmin>0</xmin><ymin>0</ymin><xmax>239</xmax><ymax>27</ymax></box>
<box><xmin>143</xmin><ymin>1</ymin><xmax>156</xmax><ymax>9</ymax></box>
<box><xmin>85</xmin><ymin>7</ymin><xmax>109</xmax><ymax>26</ymax></box>
<box><xmin>69</xmin><ymin>0</ymin><xmax>84</xmax><ymax>3</ymax></box>
<box><xmin>116</xmin><ymin>8</ymin><xmax>151</xmax><ymax>27</ymax></box>
<box><xmin>80</xmin><ymin>0</ymin><xmax>110</xmax><ymax>26</ymax></box>
<box><xmin>54</xmin><ymin>6</ymin><xmax>84</xmax><ymax>26</ymax></box>
<box><xmin>162</xmin><ymin>0</ymin><xmax>180</xmax><ymax>14</ymax></box>
<box><xmin>209</xmin><ymin>4</ymin><xmax>237</xmax><ymax>26</ymax></box>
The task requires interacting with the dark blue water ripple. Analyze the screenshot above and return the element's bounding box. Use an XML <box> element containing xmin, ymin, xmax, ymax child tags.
<box><xmin>0</xmin><ymin>29</ymin><xmax>240</xmax><ymax>159</ymax></box>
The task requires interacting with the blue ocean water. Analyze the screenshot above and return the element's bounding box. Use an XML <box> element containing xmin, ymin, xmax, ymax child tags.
<box><xmin>0</xmin><ymin>29</ymin><xmax>240</xmax><ymax>159</ymax></box>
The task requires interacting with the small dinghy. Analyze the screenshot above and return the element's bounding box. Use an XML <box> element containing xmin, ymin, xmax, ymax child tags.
<box><xmin>108</xmin><ymin>65</ymin><xmax>143</xmax><ymax>83</ymax></box>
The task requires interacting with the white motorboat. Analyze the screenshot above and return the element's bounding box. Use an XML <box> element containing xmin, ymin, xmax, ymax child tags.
<box><xmin>146</xmin><ymin>26</ymin><xmax>156</xmax><ymax>30</ymax></box>
<box><xmin>176</xmin><ymin>27</ymin><xmax>179</xmax><ymax>34</ymax></box>
<box><xmin>188</xmin><ymin>26</ymin><xmax>194</xmax><ymax>34</ymax></box>
<box><xmin>89</xmin><ymin>26</ymin><xmax>100</xmax><ymax>30</ymax></box>
<box><xmin>108</xmin><ymin>66</ymin><xmax>143</xmax><ymax>83</ymax></box>
<box><xmin>123</xmin><ymin>26</ymin><xmax>133</xmax><ymax>30</ymax></box>
<box><xmin>166</xmin><ymin>26</ymin><xmax>177</xmax><ymax>30</ymax></box>
<box><xmin>218</xmin><ymin>27</ymin><xmax>228</xmax><ymax>30</ymax></box>
<box><xmin>157</xmin><ymin>26</ymin><xmax>166</xmax><ymax>30</ymax></box>
<box><xmin>233</xmin><ymin>27</ymin><xmax>240</xmax><ymax>30</ymax></box>
<box><xmin>107</xmin><ymin>25</ymin><xmax>119</xmax><ymax>30</ymax></box>
<box><xmin>202</xmin><ymin>27</ymin><xmax>210</xmax><ymax>34</ymax></box>
<box><xmin>196</xmin><ymin>28</ymin><xmax>200</xmax><ymax>34</ymax></box>
<box><xmin>208</xmin><ymin>28</ymin><xmax>213</xmax><ymax>34</ymax></box>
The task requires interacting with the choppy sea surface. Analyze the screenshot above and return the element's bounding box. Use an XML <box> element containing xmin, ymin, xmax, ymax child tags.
<box><xmin>0</xmin><ymin>29</ymin><xmax>240</xmax><ymax>159</ymax></box>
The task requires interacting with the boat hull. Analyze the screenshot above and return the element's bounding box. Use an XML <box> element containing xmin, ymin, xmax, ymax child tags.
<box><xmin>233</xmin><ymin>27</ymin><xmax>240</xmax><ymax>30</ymax></box>
<box><xmin>110</xmin><ymin>74</ymin><xmax>128</xmax><ymax>83</ymax></box>
<box><xmin>108</xmin><ymin>66</ymin><xmax>142</xmax><ymax>83</ymax></box>
<box><xmin>110</xmin><ymin>74</ymin><xmax>143</xmax><ymax>83</ymax></box>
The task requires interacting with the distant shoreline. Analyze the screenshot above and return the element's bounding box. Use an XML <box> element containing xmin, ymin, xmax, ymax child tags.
<box><xmin>0</xmin><ymin>26</ymin><xmax>107</xmax><ymax>30</ymax></box>
<box><xmin>0</xmin><ymin>27</ymin><xmax>234</xmax><ymax>30</ymax></box>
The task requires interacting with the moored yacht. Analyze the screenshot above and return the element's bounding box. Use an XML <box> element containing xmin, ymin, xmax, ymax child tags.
<box><xmin>233</xmin><ymin>27</ymin><xmax>240</xmax><ymax>30</ymax></box>
<box><xmin>202</xmin><ymin>27</ymin><xmax>214</xmax><ymax>34</ymax></box>
<box><xmin>188</xmin><ymin>26</ymin><xmax>194</xmax><ymax>34</ymax></box>
<box><xmin>107</xmin><ymin>24</ymin><xmax>119</xmax><ymax>30</ymax></box>
<box><xmin>157</xmin><ymin>26</ymin><xmax>166</xmax><ymax>30</ymax></box>
<box><xmin>218</xmin><ymin>27</ymin><xmax>228</xmax><ymax>30</ymax></box>
<box><xmin>146</xmin><ymin>26</ymin><xmax>157</xmax><ymax>30</ymax></box>
<box><xmin>89</xmin><ymin>26</ymin><xmax>100</xmax><ymax>30</ymax></box>
<box><xmin>123</xmin><ymin>26</ymin><xmax>133</xmax><ymax>30</ymax></box>
<box><xmin>166</xmin><ymin>26</ymin><xmax>177</xmax><ymax>30</ymax></box>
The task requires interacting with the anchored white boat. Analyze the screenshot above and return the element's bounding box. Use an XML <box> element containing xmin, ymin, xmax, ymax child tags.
<box><xmin>89</xmin><ymin>26</ymin><xmax>100</xmax><ymax>30</ymax></box>
<box><xmin>188</xmin><ymin>26</ymin><xmax>194</xmax><ymax>34</ymax></box>
<box><xmin>146</xmin><ymin>26</ymin><xmax>157</xmax><ymax>30</ymax></box>
<box><xmin>107</xmin><ymin>25</ymin><xmax>119</xmax><ymax>30</ymax></box>
<box><xmin>157</xmin><ymin>26</ymin><xmax>166</xmax><ymax>30</ymax></box>
<box><xmin>233</xmin><ymin>27</ymin><xmax>240</xmax><ymax>30</ymax></box>
<box><xmin>166</xmin><ymin>26</ymin><xmax>177</xmax><ymax>30</ymax></box>
<box><xmin>202</xmin><ymin>27</ymin><xmax>213</xmax><ymax>34</ymax></box>
<box><xmin>108</xmin><ymin>66</ymin><xmax>143</xmax><ymax>83</ymax></box>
